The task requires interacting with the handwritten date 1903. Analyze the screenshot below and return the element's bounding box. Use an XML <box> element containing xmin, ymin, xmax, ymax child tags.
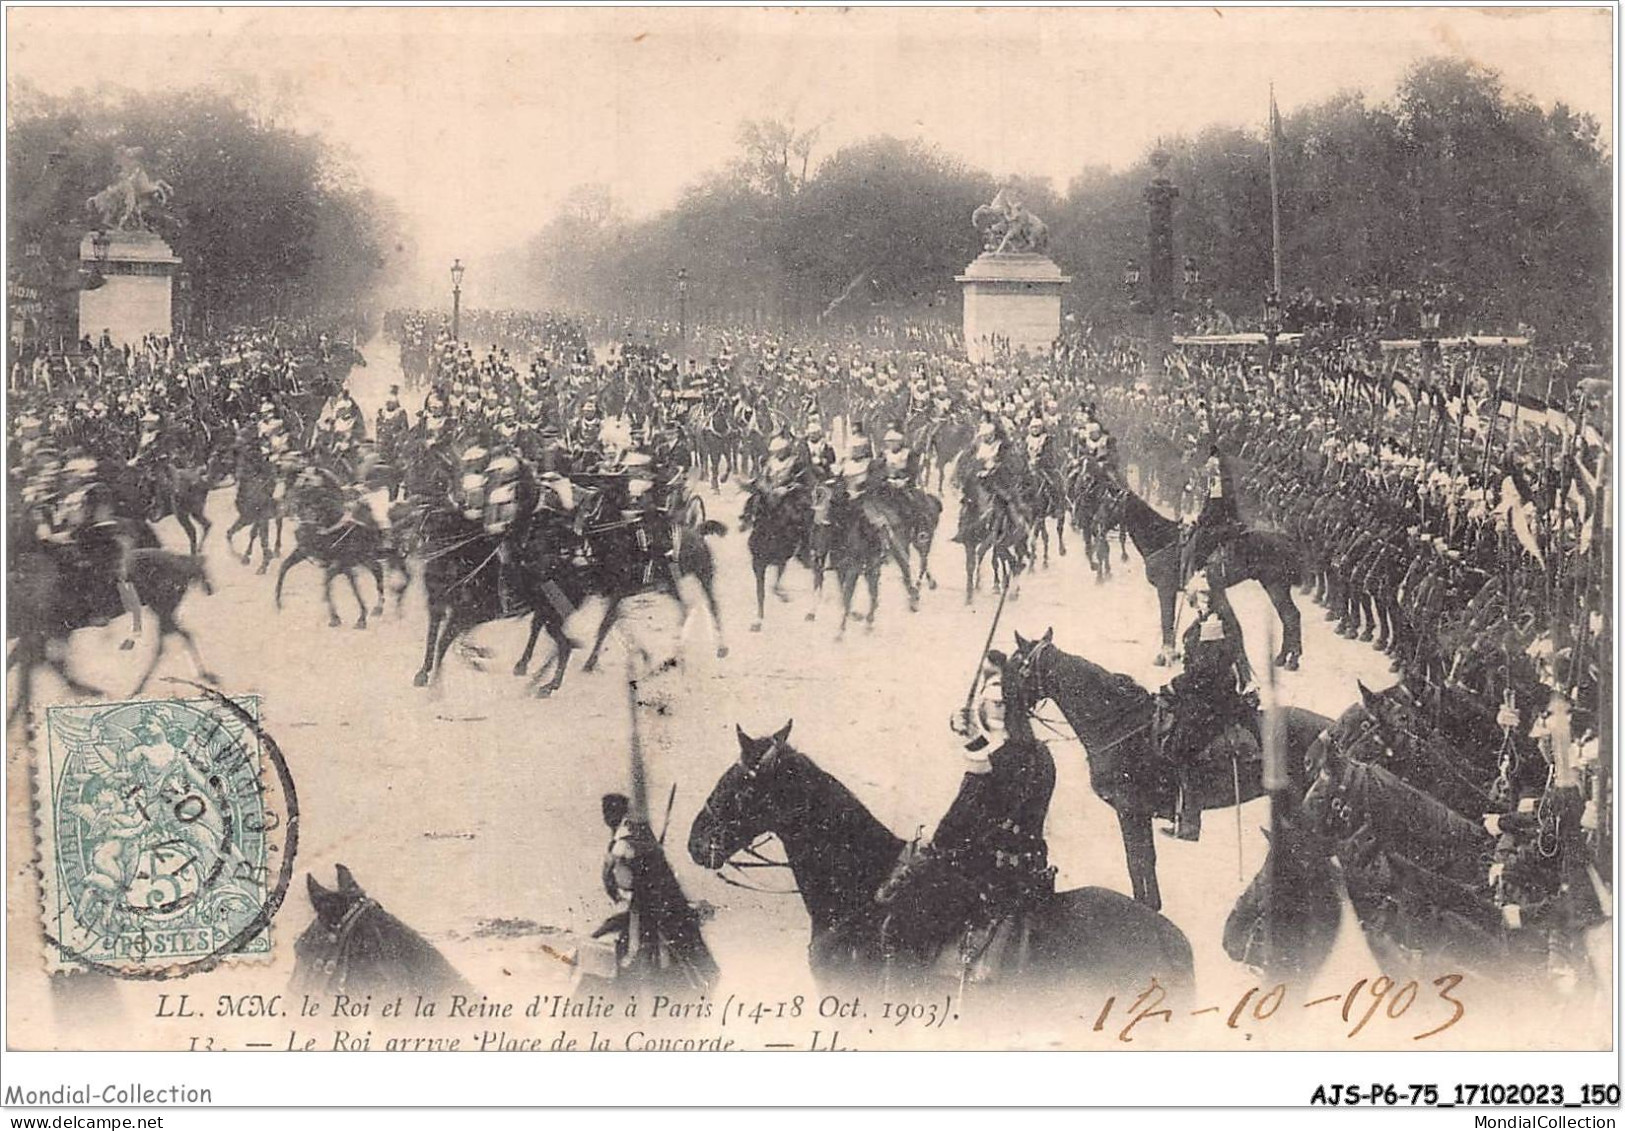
<box><xmin>1091</xmin><ymin>973</ymin><xmax>1466</xmax><ymax>1044</ymax></box>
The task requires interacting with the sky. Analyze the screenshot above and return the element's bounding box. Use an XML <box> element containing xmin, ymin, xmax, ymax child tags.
<box><xmin>7</xmin><ymin>6</ymin><xmax>1615</xmax><ymax>300</ymax></box>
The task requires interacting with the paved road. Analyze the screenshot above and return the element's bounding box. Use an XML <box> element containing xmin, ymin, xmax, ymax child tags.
<box><xmin>15</xmin><ymin>334</ymin><xmax>1500</xmax><ymax>1048</ymax></box>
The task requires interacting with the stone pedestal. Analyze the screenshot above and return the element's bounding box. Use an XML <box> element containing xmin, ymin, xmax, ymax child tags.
<box><xmin>78</xmin><ymin>230</ymin><xmax>180</xmax><ymax>347</ymax></box>
<box><xmin>956</xmin><ymin>252</ymin><xmax>1070</xmax><ymax>364</ymax></box>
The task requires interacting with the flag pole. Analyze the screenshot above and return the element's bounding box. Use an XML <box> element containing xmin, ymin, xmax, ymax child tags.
<box><xmin>1268</xmin><ymin>83</ymin><xmax>1283</xmax><ymax>296</ymax></box>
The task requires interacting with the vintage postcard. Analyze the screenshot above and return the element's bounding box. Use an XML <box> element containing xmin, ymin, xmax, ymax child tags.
<box><xmin>2</xmin><ymin>3</ymin><xmax>1616</xmax><ymax>1112</ymax></box>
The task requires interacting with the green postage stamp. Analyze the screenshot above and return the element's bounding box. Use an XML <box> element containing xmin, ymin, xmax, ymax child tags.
<box><xmin>35</xmin><ymin>695</ymin><xmax>293</xmax><ymax>976</ymax></box>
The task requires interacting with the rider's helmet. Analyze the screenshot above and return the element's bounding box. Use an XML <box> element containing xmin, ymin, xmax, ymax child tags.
<box><xmin>460</xmin><ymin>445</ymin><xmax>489</xmax><ymax>468</ymax></box>
<box><xmin>296</xmin><ymin>466</ymin><xmax>326</xmax><ymax>490</ymax></box>
<box><xmin>1027</xmin><ymin>418</ymin><xmax>1045</xmax><ymax>436</ymax></box>
<box><xmin>806</xmin><ymin>420</ymin><xmax>825</xmax><ymax>442</ymax></box>
<box><xmin>848</xmin><ymin>435</ymin><xmax>873</xmax><ymax>460</ymax></box>
<box><xmin>883</xmin><ymin>427</ymin><xmax>904</xmax><ymax>450</ymax></box>
<box><xmin>767</xmin><ymin>434</ymin><xmax>791</xmax><ymax>458</ymax></box>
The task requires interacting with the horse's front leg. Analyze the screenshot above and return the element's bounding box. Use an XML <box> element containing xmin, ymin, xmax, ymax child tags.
<box><xmin>273</xmin><ymin>547</ymin><xmax>309</xmax><ymax>609</ymax></box>
<box><xmin>366</xmin><ymin>559</ymin><xmax>386</xmax><ymax>617</ymax></box>
<box><xmin>1154</xmin><ymin>583</ymin><xmax>1177</xmax><ymax>666</ymax></box>
<box><xmin>515</xmin><ymin>610</ymin><xmax>546</xmax><ymax>676</ymax></box>
<box><xmin>582</xmin><ymin>598</ymin><xmax>620</xmax><ymax>673</ymax></box>
<box><xmin>346</xmin><ymin>568</ymin><xmax>370</xmax><ymax>628</ymax></box>
<box><xmin>323</xmin><ymin>568</ymin><xmax>343</xmax><ymax>628</ymax></box>
<box><xmin>752</xmin><ymin>558</ymin><xmax>767</xmax><ymax>632</ymax></box>
<box><xmin>1116</xmin><ymin>806</ymin><xmax>1162</xmax><ymax>911</ymax></box>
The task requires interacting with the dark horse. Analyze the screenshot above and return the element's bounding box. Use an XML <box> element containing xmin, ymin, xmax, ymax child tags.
<box><xmin>1006</xmin><ymin>629</ymin><xmax>1329</xmax><ymax>912</ymax></box>
<box><xmin>740</xmin><ymin>483</ymin><xmax>812</xmax><ymax>633</ymax></box>
<box><xmin>820</xmin><ymin>492</ymin><xmax>920</xmax><ymax>640</ymax></box>
<box><xmin>224</xmin><ymin>450</ymin><xmax>284</xmax><ymax>574</ymax></box>
<box><xmin>109</xmin><ymin>461</ymin><xmax>218</xmax><ymax>555</ymax></box>
<box><xmin>1092</xmin><ymin>469</ymin><xmax>1305</xmax><ymax>670</ymax></box>
<box><xmin>274</xmin><ymin>518</ymin><xmax>410</xmax><ymax>630</ymax></box>
<box><xmin>689</xmin><ymin>721</ymin><xmax>1194</xmax><ymax>1003</ymax></box>
<box><xmin>954</xmin><ymin>480</ymin><xmax>1027</xmax><ymax>606</ymax></box>
<box><xmin>1229</xmin><ymin>678</ymin><xmax>1607</xmax><ymax>994</ymax></box>
<box><xmin>8</xmin><ymin>528</ymin><xmax>216</xmax><ymax>732</ymax></box>
<box><xmin>291</xmin><ymin>865</ymin><xmax>471</xmax><ymax>998</ymax></box>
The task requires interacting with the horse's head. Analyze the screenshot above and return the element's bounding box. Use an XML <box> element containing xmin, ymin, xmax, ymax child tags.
<box><xmin>1008</xmin><ymin>627</ymin><xmax>1056</xmax><ymax>709</ymax></box>
<box><xmin>688</xmin><ymin>721</ymin><xmax>794</xmax><ymax>871</ymax></box>
<box><xmin>305</xmin><ymin>864</ymin><xmax>369</xmax><ymax>934</ymax></box>
<box><xmin>1323</xmin><ymin>681</ymin><xmax>1402</xmax><ymax>769</ymax></box>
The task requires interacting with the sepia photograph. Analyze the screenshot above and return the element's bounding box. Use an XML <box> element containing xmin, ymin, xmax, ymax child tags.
<box><xmin>1</xmin><ymin>2</ymin><xmax>1617</xmax><ymax>1113</ymax></box>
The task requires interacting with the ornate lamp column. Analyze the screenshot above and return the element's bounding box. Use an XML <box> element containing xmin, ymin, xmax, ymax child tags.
<box><xmin>450</xmin><ymin>258</ymin><xmax>465</xmax><ymax>342</ymax></box>
<box><xmin>1143</xmin><ymin>145</ymin><xmax>1179</xmax><ymax>377</ymax></box>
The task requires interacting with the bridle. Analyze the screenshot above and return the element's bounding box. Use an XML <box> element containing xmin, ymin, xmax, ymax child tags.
<box><xmin>699</xmin><ymin>740</ymin><xmax>801</xmax><ymax>896</ymax></box>
<box><xmin>1014</xmin><ymin>638</ymin><xmax>1152</xmax><ymax>755</ymax></box>
<box><xmin>311</xmin><ymin>895</ymin><xmax>378</xmax><ymax>993</ymax></box>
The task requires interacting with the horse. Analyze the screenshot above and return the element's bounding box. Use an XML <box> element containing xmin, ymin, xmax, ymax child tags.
<box><xmin>953</xmin><ymin>479</ymin><xmax>1026</xmax><ymax>605</ymax></box>
<box><xmin>1068</xmin><ymin>472</ymin><xmax>1120</xmax><ymax>584</ymax></box>
<box><xmin>1024</xmin><ymin>462</ymin><xmax>1069</xmax><ymax>568</ymax></box>
<box><xmin>888</xmin><ymin>483</ymin><xmax>942</xmax><ymax>594</ymax></box>
<box><xmin>740</xmin><ymin>482</ymin><xmax>812</xmax><ymax>633</ymax></box>
<box><xmin>224</xmin><ymin>450</ymin><xmax>285</xmax><ymax>573</ymax></box>
<box><xmin>816</xmin><ymin>491</ymin><xmax>919</xmax><ymax>640</ymax></box>
<box><xmin>7</xmin><ymin>533</ymin><xmax>216</xmax><ymax>733</ymax></box>
<box><xmin>688</xmin><ymin>721</ymin><xmax>1195</xmax><ymax>1004</ymax></box>
<box><xmin>392</xmin><ymin>501</ymin><xmax>571</xmax><ymax>691</ymax></box>
<box><xmin>291</xmin><ymin>866</ymin><xmax>471</xmax><ymax>999</ymax></box>
<box><xmin>107</xmin><ymin>461</ymin><xmax>216</xmax><ymax>555</ymax></box>
<box><xmin>1236</xmin><ymin>681</ymin><xmax>1608</xmax><ymax>995</ymax></box>
<box><xmin>1005</xmin><ymin>628</ymin><xmax>1331</xmax><ymax>912</ymax></box>
<box><xmin>574</xmin><ymin>507</ymin><xmax>731</xmax><ymax>671</ymax></box>
<box><xmin>923</xmin><ymin>417</ymin><xmax>974</xmax><ymax>494</ymax></box>
<box><xmin>1092</xmin><ymin>469</ymin><xmax>1306</xmax><ymax>670</ymax></box>
<box><xmin>273</xmin><ymin>517</ymin><xmax>410</xmax><ymax>630</ymax></box>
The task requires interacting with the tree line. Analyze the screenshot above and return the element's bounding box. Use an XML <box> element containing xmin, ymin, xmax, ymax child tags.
<box><xmin>521</xmin><ymin>58</ymin><xmax>1611</xmax><ymax>346</ymax></box>
<box><xmin>7</xmin><ymin>83</ymin><xmax>408</xmax><ymax>337</ymax></box>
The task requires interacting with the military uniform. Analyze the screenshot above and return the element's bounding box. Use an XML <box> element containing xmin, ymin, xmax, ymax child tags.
<box><xmin>1159</xmin><ymin>610</ymin><xmax>1255</xmax><ymax>840</ymax></box>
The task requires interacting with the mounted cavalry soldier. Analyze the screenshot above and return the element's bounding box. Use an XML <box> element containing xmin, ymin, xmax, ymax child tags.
<box><xmin>375</xmin><ymin>386</ymin><xmax>409</xmax><ymax>457</ymax></box>
<box><xmin>880</xmin><ymin>423</ymin><xmax>918</xmax><ymax>489</ymax></box>
<box><xmin>798</xmin><ymin>419</ymin><xmax>837</xmax><ymax>480</ymax></box>
<box><xmin>46</xmin><ymin>456</ymin><xmax>147</xmax><ymax>650</ymax></box>
<box><xmin>954</xmin><ymin>416</ymin><xmax>1028</xmax><ymax>554</ymax></box>
<box><xmin>879</xmin><ymin>421</ymin><xmax>935</xmax><ymax>543</ymax></box>
<box><xmin>1181</xmin><ymin>441</ymin><xmax>1246</xmax><ymax>584</ymax></box>
<box><xmin>869</xmin><ymin>662</ymin><xmax>1055</xmax><ymax>975</ymax></box>
<box><xmin>744</xmin><ymin>432</ymin><xmax>806</xmax><ymax>530</ymax></box>
<box><xmin>1154</xmin><ymin>573</ymin><xmax>1258</xmax><ymax>841</ymax></box>
<box><xmin>481</xmin><ymin>445</ymin><xmax>538</xmax><ymax>615</ymax></box>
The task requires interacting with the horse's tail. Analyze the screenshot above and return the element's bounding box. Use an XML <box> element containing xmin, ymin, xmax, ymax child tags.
<box><xmin>698</xmin><ymin>519</ymin><xmax>728</xmax><ymax>538</ymax></box>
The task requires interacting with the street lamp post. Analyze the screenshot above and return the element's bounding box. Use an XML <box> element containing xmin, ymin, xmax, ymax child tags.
<box><xmin>677</xmin><ymin>267</ymin><xmax>689</xmax><ymax>343</ymax></box>
<box><xmin>450</xmin><ymin>258</ymin><xmax>465</xmax><ymax>342</ymax></box>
